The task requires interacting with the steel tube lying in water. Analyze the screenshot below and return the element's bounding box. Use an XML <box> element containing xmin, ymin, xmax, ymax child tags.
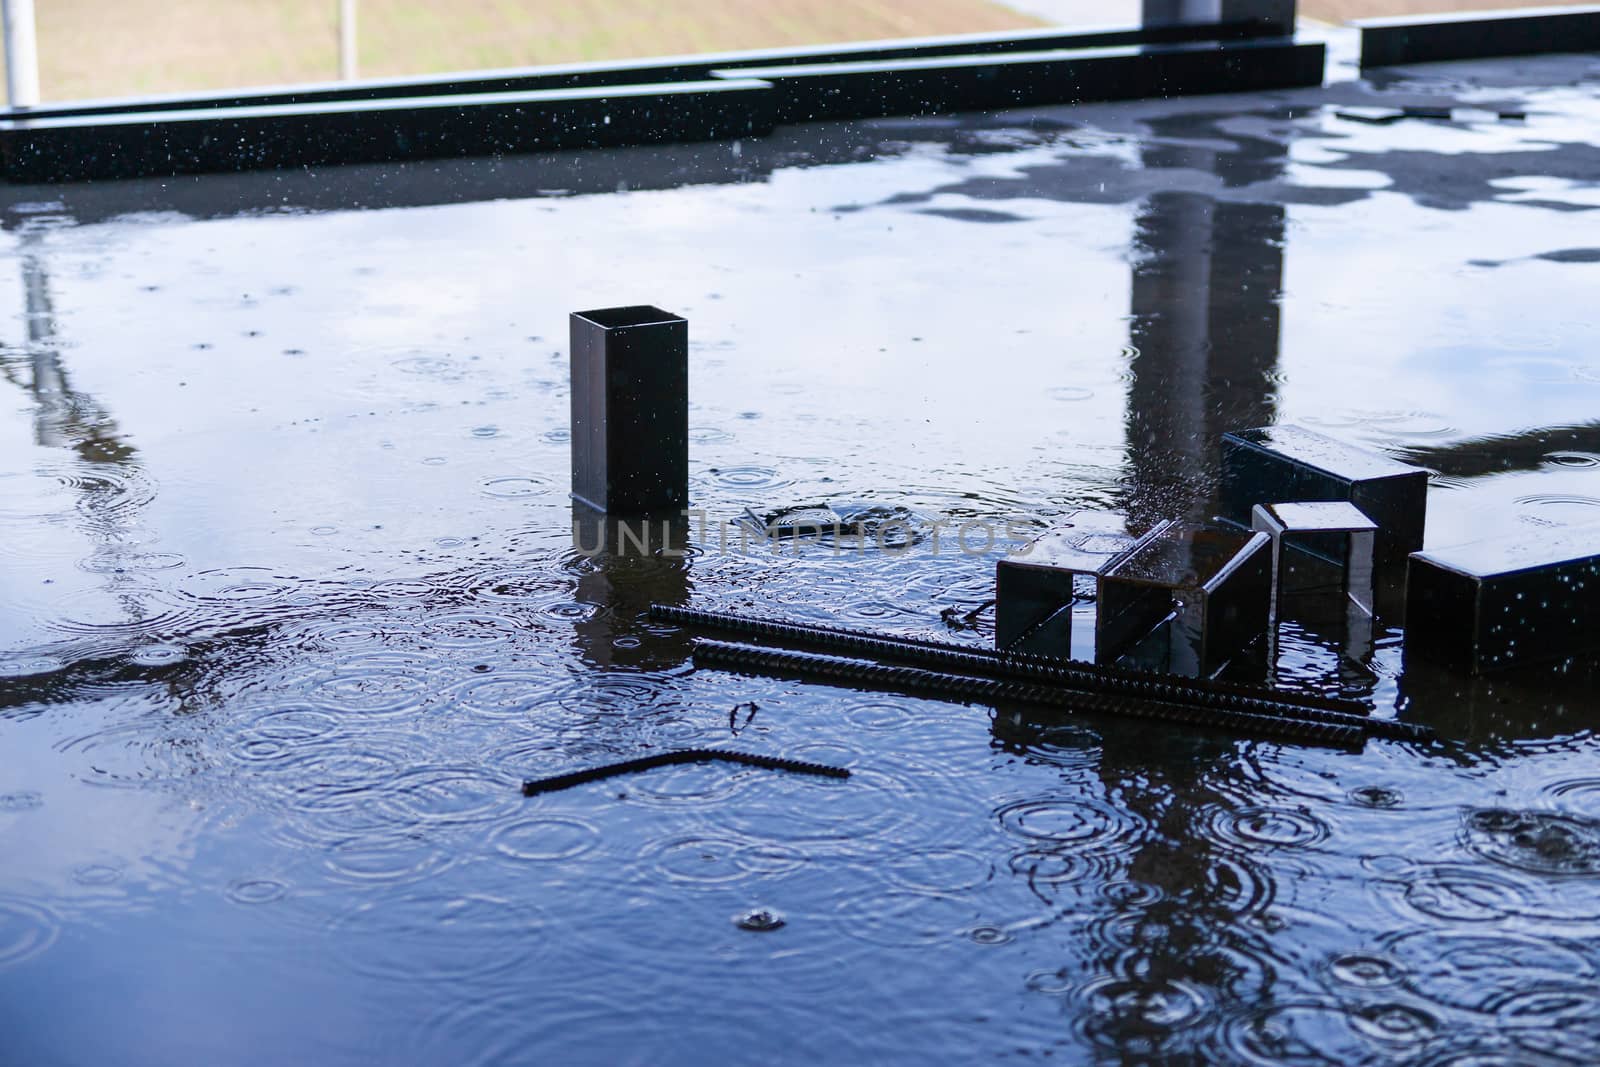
<box><xmin>691</xmin><ymin>639</ymin><xmax>1369</xmax><ymax>748</ymax></box>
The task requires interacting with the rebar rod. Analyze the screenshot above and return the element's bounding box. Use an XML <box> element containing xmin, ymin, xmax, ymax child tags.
<box><xmin>652</xmin><ymin>603</ymin><xmax>1429</xmax><ymax>741</ymax></box>
<box><xmin>521</xmin><ymin>747</ymin><xmax>850</xmax><ymax>796</ymax></box>
<box><xmin>692</xmin><ymin>639</ymin><xmax>1367</xmax><ymax>748</ymax></box>
<box><xmin>651</xmin><ymin>602</ymin><xmax>1361</xmax><ymax>712</ymax></box>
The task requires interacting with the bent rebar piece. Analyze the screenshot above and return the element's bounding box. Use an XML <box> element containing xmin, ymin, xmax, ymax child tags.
<box><xmin>692</xmin><ymin>639</ymin><xmax>1366</xmax><ymax>749</ymax></box>
<box><xmin>652</xmin><ymin>604</ymin><xmax>1430</xmax><ymax>742</ymax></box>
<box><xmin>521</xmin><ymin>748</ymin><xmax>850</xmax><ymax>796</ymax></box>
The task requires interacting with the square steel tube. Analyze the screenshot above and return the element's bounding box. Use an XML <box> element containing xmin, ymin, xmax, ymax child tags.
<box><xmin>570</xmin><ymin>306</ymin><xmax>688</xmax><ymax>515</ymax></box>
<box><xmin>1252</xmin><ymin>501</ymin><xmax>1377</xmax><ymax>614</ymax></box>
<box><xmin>1098</xmin><ymin>523</ymin><xmax>1273</xmax><ymax>674</ymax></box>
<box><xmin>1405</xmin><ymin>528</ymin><xmax>1600</xmax><ymax>674</ymax></box>
<box><xmin>995</xmin><ymin>512</ymin><xmax>1148</xmax><ymax>659</ymax></box>
<box><xmin>1221</xmin><ymin>425</ymin><xmax>1428</xmax><ymax>568</ymax></box>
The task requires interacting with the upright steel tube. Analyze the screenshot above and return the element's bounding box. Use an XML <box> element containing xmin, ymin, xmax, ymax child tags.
<box><xmin>3</xmin><ymin>0</ymin><xmax>41</xmax><ymax>109</ymax></box>
<box><xmin>570</xmin><ymin>307</ymin><xmax>689</xmax><ymax>514</ymax></box>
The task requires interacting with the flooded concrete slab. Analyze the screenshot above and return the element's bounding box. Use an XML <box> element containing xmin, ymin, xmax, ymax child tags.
<box><xmin>2</xmin><ymin>49</ymin><xmax>1600</xmax><ymax>1067</ymax></box>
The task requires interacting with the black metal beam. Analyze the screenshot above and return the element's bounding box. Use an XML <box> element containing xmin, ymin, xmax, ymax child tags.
<box><xmin>712</xmin><ymin>38</ymin><xmax>1325</xmax><ymax>123</ymax></box>
<box><xmin>0</xmin><ymin>80</ymin><xmax>775</xmax><ymax>183</ymax></box>
<box><xmin>0</xmin><ymin>36</ymin><xmax>1323</xmax><ymax>183</ymax></box>
<box><xmin>1356</xmin><ymin>4</ymin><xmax>1600</xmax><ymax>67</ymax></box>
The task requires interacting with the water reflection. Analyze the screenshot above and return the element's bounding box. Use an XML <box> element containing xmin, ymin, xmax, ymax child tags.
<box><xmin>1123</xmin><ymin>190</ymin><xmax>1285</xmax><ymax>526</ymax></box>
<box><xmin>8</xmin><ymin>240</ymin><xmax>136</xmax><ymax>467</ymax></box>
<box><xmin>998</xmin><ymin>701</ymin><xmax>1284</xmax><ymax>1057</ymax></box>
<box><xmin>0</xmin><ymin>227</ymin><xmax>165</xmax><ymax>687</ymax></box>
<box><xmin>1400</xmin><ymin>420</ymin><xmax>1600</xmax><ymax>478</ymax></box>
<box><xmin>569</xmin><ymin>504</ymin><xmax>691</xmax><ymax>670</ymax></box>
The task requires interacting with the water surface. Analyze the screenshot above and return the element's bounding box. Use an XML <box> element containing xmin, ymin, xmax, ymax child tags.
<box><xmin>3</xmin><ymin>49</ymin><xmax>1600</xmax><ymax>1065</ymax></box>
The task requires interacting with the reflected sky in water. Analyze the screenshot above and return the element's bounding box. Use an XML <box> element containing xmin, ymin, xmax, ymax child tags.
<box><xmin>2</xmin><ymin>48</ymin><xmax>1600</xmax><ymax>1066</ymax></box>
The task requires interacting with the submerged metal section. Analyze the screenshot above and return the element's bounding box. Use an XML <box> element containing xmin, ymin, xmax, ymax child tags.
<box><xmin>520</xmin><ymin>748</ymin><xmax>850</xmax><ymax>796</ymax></box>
<box><xmin>1355</xmin><ymin>4</ymin><xmax>1600</xmax><ymax>68</ymax></box>
<box><xmin>1406</xmin><ymin>528</ymin><xmax>1600</xmax><ymax>674</ymax></box>
<box><xmin>1252</xmin><ymin>501</ymin><xmax>1377</xmax><ymax>611</ymax></box>
<box><xmin>995</xmin><ymin>511</ymin><xmax>1142</xmax><ymax>658</ymax></box>
<box><xmin>1253</xmin><ymin>501</ymin><xmax>1377</xmax><ymax>666</ymax></box>
<box><xmin>1220</xmin><ymin>424</ymin><xmax>1428</xmax><ymax>569</ymax></box>
<box><xmin>1099</xmin><ymin>522</ymin><xmax>1273</xmax><ymax>675</ymax></box>
<box><xmin>569</xmin><ymin>306</ymin><xmax>688</xmax><ymax>515</ymax></box>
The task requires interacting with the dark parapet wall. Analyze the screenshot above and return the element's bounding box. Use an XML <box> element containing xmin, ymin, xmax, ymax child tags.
<box><xmin>0</xmin><ymin>80</ymin><xmax>776</xmax><ymax>184</ymax></box>
<box><xmin>1356</xmin><ymin>4</ymin><xmax>1600</xmax><ymax>67</ymax></box>
<box><xmin>713</xmin><ymin>39</ymin><xmax>1325</xmax><ymax>124</ymax></box>
<box><xmin>0</xmin><ymin>35</ymin><xmax>1323</xmax><ymax>184</ymax></box>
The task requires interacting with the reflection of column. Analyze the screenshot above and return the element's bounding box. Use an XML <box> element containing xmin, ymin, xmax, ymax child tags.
<box><xmin>1205</xmin><ymin>201</ymin><xmax>1284</xmax><ymax>442</ymax></box>
<box><xmin>1094</xmin><ymin>732</ymin><xmax>1271</xmax><ymax>1041</ymax></box>
<box><xmin>1125</xmin><ymin>191</ymin><xmax>1215</xmax><ymax>531</ymax></box>
<box><xmin>1045</xmin><ymin>128</ymin><xmax>1300</xmax><ymax>1025</ymax></box>
<box><xmin>12</xmin><ymin>232</ymin><xmax>137</xmax><ymax>465</ymax></box>
<box><xmin>22</xmin><ymin>240</ymin><xmax>66</xmax><ymax>446</ymax></box>
<box><xmin>4</xmin><ymin>230</ymin><xmax>149</xmax><ymax>635</ymax></box>
<box><xmin>570</xmin><ymin>503</ymin><xmax>692</xmax><ymax>671</ymax></box>
<box><xmin>993</xmin><ymin>705</ymin><xmax>1276</xmax><ymax>1043</ymax></box>
<box><xmin>1123</xmin><ymin>186</ymin><xmax>1285</xmax><ymax>531</ymax></box>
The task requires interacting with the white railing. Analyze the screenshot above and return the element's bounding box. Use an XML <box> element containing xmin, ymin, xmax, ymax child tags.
<box><xmin>2</xmin><ymin>0</ymin><xmax>40</xmax><ymax>108</ymax></box>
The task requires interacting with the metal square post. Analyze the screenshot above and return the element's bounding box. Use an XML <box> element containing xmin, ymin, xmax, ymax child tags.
<box><xmin>570</xmin><ymin>305</ymin><xmax>688</xmax><ymax>514</ymax></box>
<box><xmin>1251</xmin><ymin>501</ymin><xmax>1378</xmax><ymax>614</ymax></box>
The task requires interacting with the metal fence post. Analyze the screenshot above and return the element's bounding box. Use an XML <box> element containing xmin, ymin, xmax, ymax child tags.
<box><xmin>569</xmin><ymin>306</ymin><xmax>689</xmax><ymax>515</ymax></box>
<box><xmin>340</xmin><ymin>0</ymin><xmax>358</xmax><ymax>81</ymax></box>
<box><xmin>2</xmin><ymin>0</ymin><xmax>41</xmax><ymax>109</ymax></box>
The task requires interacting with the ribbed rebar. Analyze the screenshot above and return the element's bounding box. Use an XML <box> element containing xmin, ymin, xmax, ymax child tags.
<box><xmin>652</xmin><ymin>603</ymin><xmax>1429</xmax><ymax>742</ymax></box>
<box><xmin>651</xmin><ymin>603</ymin><xmax>1360</xmax><ymax>712</ymax></box>
<box><xmin>693</xmin><ymin>640</ymin><xmax>1366</xmax><ymax>748</ymax></box>
<box><xmin>521</xmin><ymin>747</ymin><xmax>850</xmax><ymax>796</ymax></box>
